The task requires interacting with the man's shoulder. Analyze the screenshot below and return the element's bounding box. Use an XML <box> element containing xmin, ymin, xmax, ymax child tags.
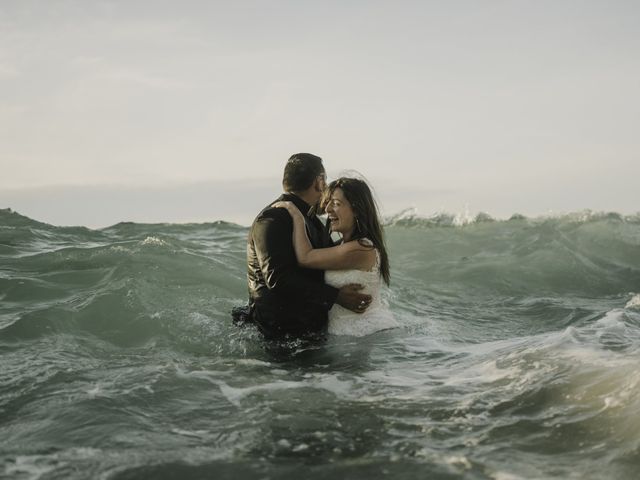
<box><xmin>251</xmin><ymin>199</ymin><xmax>292</xmax><ymax>227</ymax></box>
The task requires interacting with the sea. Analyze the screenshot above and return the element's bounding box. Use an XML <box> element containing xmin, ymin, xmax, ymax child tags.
<box><xmin>1</xmin><ymin>207</ymin><xmax>639</xmax><ymax>479</ymax></box>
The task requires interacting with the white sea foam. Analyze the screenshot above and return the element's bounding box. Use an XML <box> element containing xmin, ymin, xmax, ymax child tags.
<box><xmin>140</xmin><ymin>236</ymin><xmax>167</xmax><ymax>246</ymax></box>
<box><xmin>87</xmin><ymin>383</ymin><xmax>105</xmax><ymax>398</ymax></box>
<box><xmin>4</xmin><ymin>448</ymin><xmax>102</xmax><ymax>479</ymax></box>
<box><xmin>600</xmin><ymin>369</ymin><xmax>640</xmax><ymax>411</ymax></box>
<box><xmin>236</xmin><ymin>359</ymin><xmax>272</xmax><ymax>367</ymax></box>
<box><xmin>595</xmin><ymin>309</ymin><xmax>626</xmax><ymax>328</ymax></box>
<box><xmin>442</xmin><ymin>359</ymin><xmax>520</xmax><ymax>387</ymax></box>
<box><xmin>385</xmin><ymin>206</ymin><xmax>481</xmax><ymax>227</ymax></box>
<box><xmin>445</xmin><ymin>455</ymin><xmax>472</xmax><ymax>470</ymax></box>
<box><xmin>4</xmin><ymin>455</ymin><xmax>58</xmax><ymax>479</ymax></box>
<box><xmin>491</xmin><ymin>472</ymin><xmax>525</xmax><ymax>480</ymax></box>
<box><xmin>216</xmin><ymin>379</ymin><xmax>305</xmax><ymax>406</ymax></box>
<box><xmin>187</xmin><ymin>370</ymin><xmax>360</xmax><ymax>407</ymax></box>
<box><xmin>625</xmin><ymin>293</ymin><xmax>640</xmax><ymax>310</ymax></box>
<box><xmin>171</xmin><ymin>428</ymin><xmax>209</xmax><ymax>438</ymax></box>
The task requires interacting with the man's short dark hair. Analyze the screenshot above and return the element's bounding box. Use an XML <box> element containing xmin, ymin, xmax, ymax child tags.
<box><xmin>282</xmin><ymin>153</ymin><xmax>325</xmax><ymax>192</ymax></box>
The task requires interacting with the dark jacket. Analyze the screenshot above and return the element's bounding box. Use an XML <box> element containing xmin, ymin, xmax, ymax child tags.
<box><xmin>247</xmin><ymin>193</ymin><xmax>339</xmax><ymax>339</ymax></box>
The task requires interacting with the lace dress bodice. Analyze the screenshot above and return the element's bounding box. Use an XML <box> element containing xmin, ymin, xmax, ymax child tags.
<box><xmin>325</xmin><ymin>243</ymin><xmax>398</xmax><ymax>336</ymax></box>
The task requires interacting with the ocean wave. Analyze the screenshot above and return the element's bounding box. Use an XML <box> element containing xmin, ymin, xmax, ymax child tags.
<box><xmin>2</xmin><ymin>208</ymin><xmax>639</xmax><ymax>342</ymax></box>
<box><xmin>625</xmin><ymin>293</ymin><xmax>640</xmax><ymax>310</ymax></box>
<box><xmin>384</xmin><ymin>207</ymin><xmax>640</xmax><ymax>228</ymax></box>
<box><xmin>3</xmin><ymin>208</ymin><xmax>640</xmax><ymax>479</ymax></box>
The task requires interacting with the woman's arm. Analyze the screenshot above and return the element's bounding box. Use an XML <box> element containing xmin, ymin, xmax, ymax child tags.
<box><xmin>272</xmin><ymin>201</ymin><xmax>376</xmax><ymax>271</ymax></box>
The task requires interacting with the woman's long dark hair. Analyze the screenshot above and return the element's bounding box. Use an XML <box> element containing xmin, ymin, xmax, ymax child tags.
<box><xmin>322</xmin><ymin>177</ymin><xmax>390</xmax><ymax>285</ymax></box>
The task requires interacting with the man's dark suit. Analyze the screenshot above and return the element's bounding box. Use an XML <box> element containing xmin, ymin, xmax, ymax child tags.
<box><xmin>246</xmin><ymin>193</ymin><xmax>339</xmax><ymax>339</ymax></box>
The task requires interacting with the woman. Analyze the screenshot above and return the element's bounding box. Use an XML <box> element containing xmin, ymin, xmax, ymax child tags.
<box><xmin>273</xmin><ymin>177</ymin><xmax>398</xmax><ymax>336</ymax></box>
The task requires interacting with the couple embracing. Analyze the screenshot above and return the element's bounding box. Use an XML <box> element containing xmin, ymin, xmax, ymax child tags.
<box><xmin>236</xmin><ymin>152</ymin><xmax>397</xmax><ymax>340</ymax></box>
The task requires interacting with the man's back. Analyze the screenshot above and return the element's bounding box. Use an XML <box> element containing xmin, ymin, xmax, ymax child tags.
<box><xmin>247</xmin><ymin>193</ymin><xmax>338</xmax><ymax>339</ymax></box>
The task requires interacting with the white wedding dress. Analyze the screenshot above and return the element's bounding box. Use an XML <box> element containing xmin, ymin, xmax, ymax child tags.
<box><xmin>325</xmin><ymin>242</ymin><xmax>399</xmax><ymax>336</ymax></box>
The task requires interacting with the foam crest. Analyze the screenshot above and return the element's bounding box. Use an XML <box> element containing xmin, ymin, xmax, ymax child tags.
<box><xmin>140</xmin><ymin>236</ymin><xmax>168</xmax><ymax>246</ymax></box>
<box><xmin>625</xmin><ymin>293</ymin><xmax>640</xmax><ymax>310</ymax></box>
<box><xmin>384</xmin><ymin>208</ymin><xmax>640</xmax><ymax>228</ymax></box>
<box><xmin>4</xmin><ymin>448</ymin><xmax>102</xmax><ymax>479</ymax></box>
<box><xmin>385</xmin><ymin>207</ymin><xmax>493</xmax><ymax>227</ymax></box>
<box><xmin>179</xmin><ymin>366</ymin><xmax>360</xmax><ymax>407</ymax></box>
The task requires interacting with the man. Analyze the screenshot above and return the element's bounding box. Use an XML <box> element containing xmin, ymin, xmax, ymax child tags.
<box><xmin>242</xmin><ymin>153</ymin><xmax>371</xmax><ymax>340</ymax></box>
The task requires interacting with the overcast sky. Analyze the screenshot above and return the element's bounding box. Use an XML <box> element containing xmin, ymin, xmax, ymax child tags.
<box><xmin>1</xmin><ymin>0</ymin><xmax>639</xmax><ymax>227</ymax></box>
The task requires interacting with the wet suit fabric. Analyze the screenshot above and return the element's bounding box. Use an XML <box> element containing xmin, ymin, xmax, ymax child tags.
<box><xmin>245</xmin><ymin>193</ymin><xmax>339</xmax><ymax>339</ymax></box>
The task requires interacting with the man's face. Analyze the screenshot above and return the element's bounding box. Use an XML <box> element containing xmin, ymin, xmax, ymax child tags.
<box><xmin>313</xmin><ymin>171</ymin><xmax>328</xmax><ymax>204</ymax></box>
<box><xmin>318</xmin><ymin>172</ymin><xmax>327</xmax><ymax>191</ymax></box>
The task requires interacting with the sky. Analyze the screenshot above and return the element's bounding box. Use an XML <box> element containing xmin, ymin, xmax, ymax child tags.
<box><xmin>1</xmin><ymin>0</ymin><xmax>639</xmax><ymax>227</ymax></box>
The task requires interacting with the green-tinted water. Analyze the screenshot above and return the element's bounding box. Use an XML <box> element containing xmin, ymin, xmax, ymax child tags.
<box><xmin>1</xmin><ymin>208</ymin><xmax>640</xmax><ymax>479</ymax></box>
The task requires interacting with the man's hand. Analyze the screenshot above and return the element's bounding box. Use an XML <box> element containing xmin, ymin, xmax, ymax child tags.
<box><xmin>336</xmin><ymin>284</ymin><xmax>372</xmax><ymax>314</ymax></box>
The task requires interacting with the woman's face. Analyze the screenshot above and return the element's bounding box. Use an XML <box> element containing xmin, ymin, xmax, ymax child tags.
<box><xmin>325</xmin><ymin>187</ymin><xmax>356</xmax><ymax>239</ymax></box>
